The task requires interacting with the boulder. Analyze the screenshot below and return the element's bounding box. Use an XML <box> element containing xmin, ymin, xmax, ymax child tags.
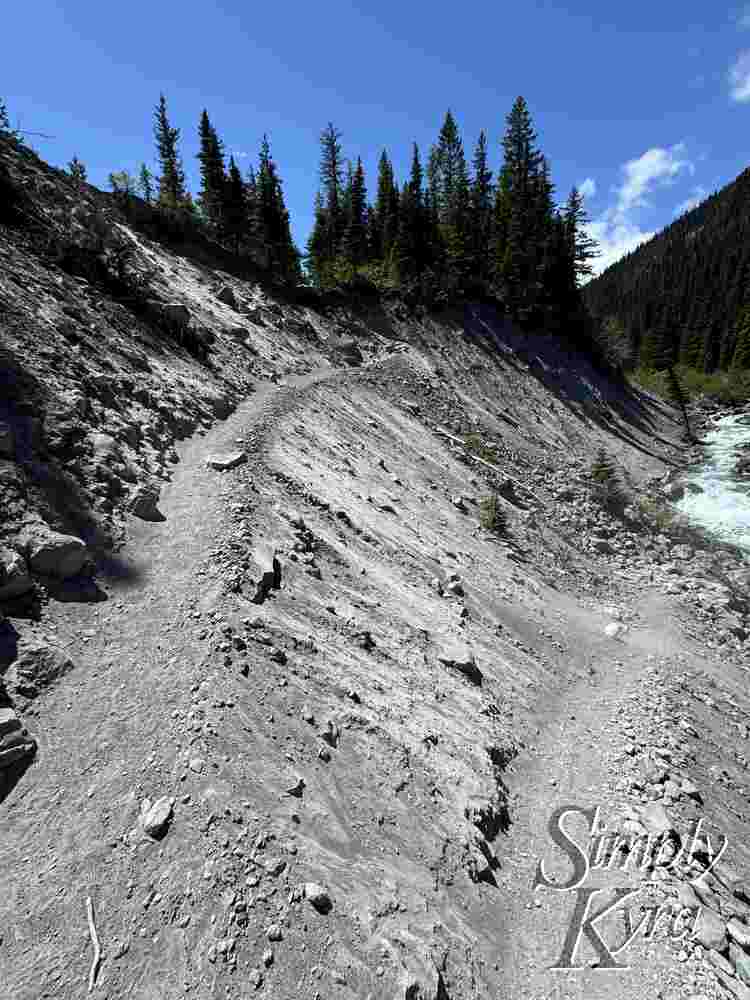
<box><xmin>128</xmin><ymin>483</ymin><xmax>163</xmax><ymax>521</ymax></box>
<box><xmin>206</xmin><ymin>451</ymin><xmax>247</xmax><ymax>471</ymax></box>
<box><xmin>640</xmin><ymin>801</ymin><xmax>675</xmax><ymax>838</ymax></box>
<box><xmin>8</xmin><ymin>641</ymin><xmax>75</xmax><ymax>700</ymax></box>
<box><xmin>160</xmin><ymin>302</ymin><xmax>191</xmax><ymax>327</ymax></box>
<box><xmin>0</xmin><ymin>548</ymin><xmax>33</xmax><ymax>600</ymax></box>
<box><xmin>20</xmin><ymin>525</ymin><xmax>88</xmax><ymax>578</ymax></box>
<box><xmin>0</xmin><ymin>727</ymin><xmax>36</xmax><ymax>769</ymax></box>
<box><xmin>141</xmin><ymin>796</ymin><xmax>174</xmax><ymax>839</ymax></box>
<box><xmin>0</xmin><ymin>707</ymin><xmax>21</xmax><ymax>736</ymax></box>
<box><xmin>0</xmin><ymin>422</ymin><xmax>14</xmax><ymax>458</ymax></box>
<box><xmin>216</xmin><ymin>285</ymin><xmax>238</xmax><ymax>309</ymax></box>
<box><xmin>303</xmin><ymin>883</ymin><xmax>332</xmax><ymax>913</ymax></box>
<box><xmin>437</xmin><ymin>640</ymin><xmax>483</xmax><ymax>686</ymax></box>
<box><xmin>248</xmin><ymin>543</ymin><xmax>282</xmax><ymax>604</ymax></box>
<box><xmin>693</xmin><ymin>906</ymin><xmax>727</xmax><ymax>951</ymax></box>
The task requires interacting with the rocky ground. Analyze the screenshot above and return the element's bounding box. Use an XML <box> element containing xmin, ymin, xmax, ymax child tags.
<box><xmin>1</xmin><ymin>136</ymin><xmax>750</xmax><ymax>1000</ymax></box>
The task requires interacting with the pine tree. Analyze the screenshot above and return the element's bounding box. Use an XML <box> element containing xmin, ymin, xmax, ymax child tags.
<box><xmin>374</xmin><ymin>150</ymin><xmax>399</xmax><ymax>264</ymax></box>
<box><xmin>0</xmin><ymin>98</ymin><xmax>9</xmax><ymax>134</ymax></box>
<box><xmin>392</xmin><ymin>144</ymin><xmax>427</xmax><ymax>280</ymax></box>
<box><xmin>68</xmin><ymin>156</ymin><xmax>87</xmax><ymax>185</ymax></box>
<box><xmin>318</xmin><ymin>123</ymin><xmax>345</xmax><ymax>264</ymax></box>
<box><xmin>255</xmin><ymin>136</ymin><xmax>300</xmax><ymax>283</ymax></box>
<box><xmin>663</xmin><ymin>367</ymin><xmax>694</xmax><ymax>440</ymax></box>
<box><xmin>432</xmin><ymin>111</ymin><xmax>471</xmax><ymax>279</ymax></box>
<box><xmin>197</xmin><ymin>109</ymin><xmax>227</xmax><ymax>234</ymax></box>
<box><xmin>499</xmin><ymin>97</ymin><xmax>546</xmax><ymax>319</ymax></box>
<box><xmin>138</xmin><ymin>163</ymin><xmax>154</xmax><ymax>204</ymax></box>
<box><xmin>732</xmin><ymin>311</ymin><xmax>750</xmax><ymax>369</ymax></box>
<box><xmin>492</xmin><ymin>164</ymin><xmax>512</xmax><ymax>283</ymax></box>
<box><xmin>153</xmin><ymin>94</ymin><xmax>187</xmax><ymax>210</ymax></box>
<box><xmin>305</xmin><ymin>191</ymin><xmax>329</xmax><ymax>287</ymax></box>
<box><xmin>563</xmin><ymin>186</ymin><xmax>599</xmax><ymax>286</ymax></box>
<box><xmin>343</xmin><ymin>157</ymin><xmax>368</xmax><ymax>268</ymax></box>
<box><xmin>469</xmin><ymin>131</ymin><xmax>493</xmax><ymax>282</ymax></box>
<box><xmin>224</xmin><ymin>155</ymin><xmax>247</xmax><ymax>255</ymax></box>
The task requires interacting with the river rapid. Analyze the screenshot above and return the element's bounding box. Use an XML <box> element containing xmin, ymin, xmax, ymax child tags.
<box><xmin>677</xmin><ymin>412</ymin><xmax>750</xmax><ymax>552</ymax></box>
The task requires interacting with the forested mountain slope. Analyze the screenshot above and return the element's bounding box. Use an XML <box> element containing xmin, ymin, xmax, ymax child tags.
<box><xmin>584</xmin><ymin>166</ymin><xmax>750</xmax><ymax>372</ymax></box>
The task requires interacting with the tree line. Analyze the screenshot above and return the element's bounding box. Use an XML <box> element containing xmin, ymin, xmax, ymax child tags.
<box><xmin>306</xmin><ymin>100</ymin><xmax>598</xmax><ymax>336</ymax></box>
<box><xmin>3</xmin><ymin>93</ymin><xmax>601</xmax><ymax>347</ymax></box>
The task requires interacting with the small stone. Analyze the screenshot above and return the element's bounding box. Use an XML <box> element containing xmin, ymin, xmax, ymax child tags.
<box><xmin>267</xmin><ymin>923</ymin><xmax>283</xmax><ymax>941</ymax></box>
<box><xmin>141</xmin><ymin>796</ymin><xmax>174</xmax><ymax>839</ymax></box>
<box><xmin>189</xmin><ymin>757</ymin><xmax>206</xmax><ymax>773</ymax></box>
<box><xmin>206</xmin><ymin>452</ymin><xmax>247</xmax><ymax>471</ymax></box>
<box><xmin>263</xmin><ymin>948</ymin><xmax>274</xmax><ymax>967</ymax></box>
<box><xmin>304</xmin><ymin>883</ymin><xmax>332</xmax><ymax>913</ymax></box>
<box><xmin>286</xmin><ymin>777</ymin><xmax>305</xmax><ymax>798</ymax></box>
<box><xmin>436</xmin><ymin>640</ymin><xmax>483</xmax><ymax>686</ymax></box>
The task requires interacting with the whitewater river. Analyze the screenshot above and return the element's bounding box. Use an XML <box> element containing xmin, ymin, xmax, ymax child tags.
<box><xmin>677</xmin><ymin>412</ymin><xmax>750</xmax><ymax>552</ymax></box>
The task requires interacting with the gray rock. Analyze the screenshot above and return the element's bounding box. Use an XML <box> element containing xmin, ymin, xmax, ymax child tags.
<box><xmin>0</xmin><ymin>548</ymin><xmax>32</xmax><ymax>600</ymax></box>
<box><xmin>216</xmin><ymin>285</ymin><xmax>238</xmax><ymax>309</ymax></box>
<box><xmin>128</xmin><ymin>483</ymin><xmax>163</xmax><ymax>521</ymax></box>
<box><xmin>693</xmin><ymin>906</ymin><xmax>727</xmax><ymax>951</ymax></box>
<box><xmin>437</xmin><ymin>640</ymin><xmax>483</xmax><ymax>686</ymax></box>
<box><xmin>640</xmin><ymin>802</ymin><xmax>675</xmax><ymax>837</ymax></box>
<box><xmin>728</xmin><ymin>918</ymin><xmax>750</xmax><ymax>949</ymax></box>
<box><xmin>9</xmin><ymin>641</ymin><xmax>75</xmax><ymax>699</ymax></box>
<box><xmin>0</xmin><ymin>707</ymin><xmax>21</xmax><ymax>736</ymax></box>
<box><xmin>677</xmin><ymin>881</ymin><xmax>701</xmax><ymax>911</ymax></box>
<box><xmin>0</xmin><ymin>728</ymin><xmax>36</xmax><ymax>769</ymax></box>
<box><xmin>248</xmin><ymin>543</ymin><xmax>281</xmax><ymax>604</ymax></box>
<box><xmin>160</xmin><ymin>302</ymin><xmax>191</xmax><ymax>327</ymax></box>
<box><xmin>0</xmin><ymin>423</ymin><xmax>14</xmax><ymax>458</ymax></box>
<box><xmin>303</xmin><ymin>882</ymin><xmax>332</xmax><ymax>913</ymax></box>
<box><xmin>19</xmin><ymin>525</ymin><xmax>88</xmax><ymax>578</ymax></box>
<box><xmin>206</xmin><ymin>451</ymin><xmax>247</xmax><ymax>471</ymax></box>
<box><xmin>141</xmin><ymin>796</ymin><xmax>174</xmax><ymax>838</ymax></box>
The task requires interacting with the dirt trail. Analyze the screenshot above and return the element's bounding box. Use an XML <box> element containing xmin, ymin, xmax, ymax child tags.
<box><xmin>0</xmin><ymin>356</ymin><xmax>721</xmax><ymax>1000</ymax></box>
<box><xmin>0</xmin><ymin>369</ymin><xmax>338</xmax><ymax>998</ymax></box>
<box><xmin>489</xmin><ymin>595</ymin><xmax>696</xmax><ymax>999</ymax></box>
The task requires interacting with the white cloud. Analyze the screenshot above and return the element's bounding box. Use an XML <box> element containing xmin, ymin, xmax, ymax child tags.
<box><xmin>583</xmin><ymin>143</ymin><xmax>694</xmax><ymax>278</ymax></box>
<box><xmin>578</xmin><ymin>177</ymin><xmax>596</xmax><ymax>200</ymax></box>
<box><xmin>729</xmin><ymin>50</ymin><xmax>750</xmax><ymax>100</ymax></box>
<box><xmin>618</xmin><ymin>143</ymin><xmax>693</xmax><ymax>211</ymax></box>
<box><xmin>674</xmin><ymin>185</ymin><xmax>708</xmax><ymax>216</ymax></box>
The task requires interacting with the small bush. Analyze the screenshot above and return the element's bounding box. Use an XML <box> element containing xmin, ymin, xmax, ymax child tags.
<box><xmin>480</xmin><ymin>495</ymin><xmax>508</xmax><ymax>535</ymax></box>
<box><xmin>465</xmin><ymin>433</ymin><xmax>500</xmax><ymax>465</ymax></box>
<box><xmin>589</xmin><ymin>447</ymin><xmax>626</xmax><ymax>513</ymax></box>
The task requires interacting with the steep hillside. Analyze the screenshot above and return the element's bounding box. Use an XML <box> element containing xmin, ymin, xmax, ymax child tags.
<box><xmin>2</xmin><ymin>139</ymin><xmax>750</xmax><ymax>1000</ymax></box>
<box><xmin>584</xmin><ymin>167</ymin><xmax>750</xmax><ymax>373</ymax></box>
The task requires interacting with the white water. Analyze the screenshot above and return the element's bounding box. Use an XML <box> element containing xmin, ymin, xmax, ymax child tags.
<box><xmin>677</xmin><ymin>413</ymin><xmax>750</xmax><ymax>551</ymax></box>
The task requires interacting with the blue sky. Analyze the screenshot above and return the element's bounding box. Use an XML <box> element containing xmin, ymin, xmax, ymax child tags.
<box><xmin>5</xmin><ymin>1</ymin><xmax>750</xmax><ymax>273</ymax></box>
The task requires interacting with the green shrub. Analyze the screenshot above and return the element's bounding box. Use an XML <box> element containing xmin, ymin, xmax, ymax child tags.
<box><xmin>464</xmin><ymin>433</ymin><xmax>500</xmax><ymax>464</ymax></box>
<box><xmin>589</xmin><ymin>448</ymin><xmax>626</xmax><ymax>513</ymax></box>
<box><xmin>480</xmin><ymin>495</ymin><xmax>508</xmax><ymax>535</ymax></box>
